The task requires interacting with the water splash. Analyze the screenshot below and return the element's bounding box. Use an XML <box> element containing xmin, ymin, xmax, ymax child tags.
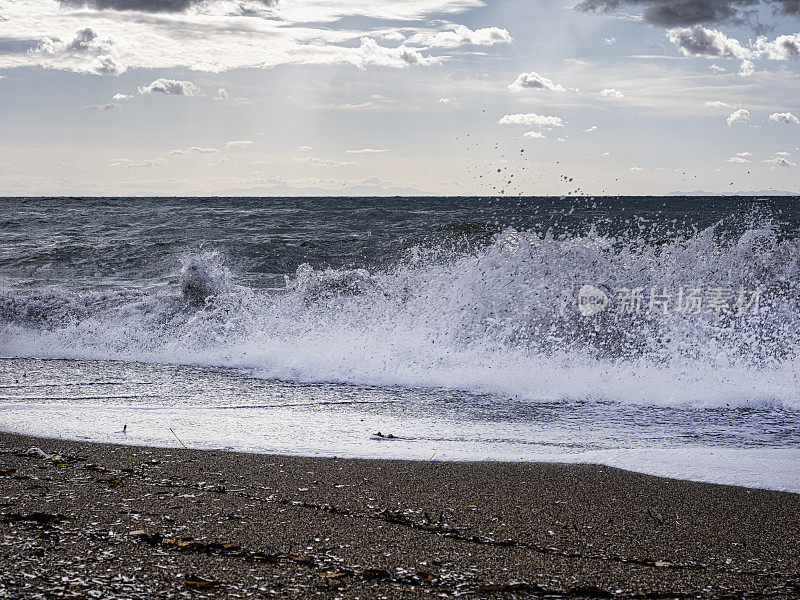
<box><xmin>179</xmin><ymin>250</ymin><xmax>231</xmax><ymax>305</ymax></box>
<box><xmin>2</xmin><ymin>221</ymin><xmax>799</xmax><ymax>408</ymax></box>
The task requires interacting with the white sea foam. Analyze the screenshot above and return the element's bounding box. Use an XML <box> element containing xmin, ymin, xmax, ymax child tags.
<box><xmin>1</xmin><ymin>224</ymin><xmax>799</xmax><ymax>408</ymax></box>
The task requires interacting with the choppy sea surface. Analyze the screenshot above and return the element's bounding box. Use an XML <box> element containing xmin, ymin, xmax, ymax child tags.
<box><xmin>1</xmin><ymin>196</ymin><xmax>799</xmax><ymax>492</ymax></box>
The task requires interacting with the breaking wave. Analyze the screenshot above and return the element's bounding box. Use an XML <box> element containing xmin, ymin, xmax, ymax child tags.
<box><xmin>179</xmin><ymin>250</ymin><xmax>231</xmax><ymax>305</ymax></box>
<box><xmin>2</xmin><ymin>221</ymin><xmax>799</xmax><ymax>408</ymax></box>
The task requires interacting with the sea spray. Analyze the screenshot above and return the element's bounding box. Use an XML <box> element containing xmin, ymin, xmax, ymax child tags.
<box><xmin>179</xmin><ymin>250</ymin><xmax>231</xmax><ymax>305</ymax></box>
<box><xmin>1</xmin><ymin>218</ymin><xmax>799</xmax><ymax>408</ymax></box>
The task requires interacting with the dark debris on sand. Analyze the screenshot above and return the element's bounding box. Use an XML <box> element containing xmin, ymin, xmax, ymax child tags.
<box><xmin>1</xmin><ymin>431</ymin><xmax>799</xmax><ymax>599</ymax></box>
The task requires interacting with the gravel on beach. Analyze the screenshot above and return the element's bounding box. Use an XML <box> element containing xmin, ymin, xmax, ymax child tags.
<box><xmin>1</xmin><ymin>431</ymin><xmax>799</xmax><ymax>599</ymax></box>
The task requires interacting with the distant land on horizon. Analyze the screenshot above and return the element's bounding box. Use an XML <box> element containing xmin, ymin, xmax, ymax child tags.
<box><xmin>198</xmin><ymin>188</ymin><xmax>800</xmax><ymax>198</ymax></box>
<box><xmin>665</xmin><ymin>190</ymin><xmax>798</xmax><ymax>197</ymax></box>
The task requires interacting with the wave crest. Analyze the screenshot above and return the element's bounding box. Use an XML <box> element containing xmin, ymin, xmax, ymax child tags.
<box><xmin>2</xmin><ymin>222</ymin><xmax>800</xmax><ymax>407</ymax></box>
<box><xmin>179</xmin><ymin>250</ymin><xmax>231</xmax><ymax>305</ymax></box>
<box><xmin>286</xmin><ymin>263</ymin><xmax>377</xmax><ymax>302</ymax></box>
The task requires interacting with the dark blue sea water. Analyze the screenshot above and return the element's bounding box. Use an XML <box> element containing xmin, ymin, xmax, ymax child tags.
<box><xmin>2</xmin><ymin>195</ymin><xmax>798</xmax><ymax>288</ymax></box>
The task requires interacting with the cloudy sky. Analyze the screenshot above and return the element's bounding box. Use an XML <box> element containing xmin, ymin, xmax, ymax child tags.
<box><xmin>0</xmin><ymin>0</ymin><xmax>798</xmax><ymax>196</ymax></box>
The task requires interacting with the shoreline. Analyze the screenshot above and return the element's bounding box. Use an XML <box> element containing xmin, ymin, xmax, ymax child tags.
<box><xmin>5</xmin><ymin>424</ymin><xmax>799</xmax><ymax>495</ymax></box>
<box><xmin>1</xmin><ymin>430</ymin><xmax>799</xmax><ymax>598</ymax></box>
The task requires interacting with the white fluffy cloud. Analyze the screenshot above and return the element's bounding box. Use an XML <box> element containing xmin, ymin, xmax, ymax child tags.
<box><xmin>727</xmin><ymin>152</ymin><xmax>750</xmax><ymax>163</ymax></box>
<box><xmin>225</xmin><ymin>140</ymin><xmax>254</xmax><ymax>148</ymax></box>
<box><xmin>769</xmin><ymin>112</ymin><xmax>800</xmax><ymax>125</ymax></box>
<box><xmin>600</xmin><ymin>88</ymin><xmax>624</xmax><ymax>97</ymax></box>
<box><xmin>523</xmin><ymin>131</ymin><xmax>547</xmax><ymax>139</ymax></box>
<box><xmin>584</xmin><ymin>125</ymin><xmax>598</xmax><ymax>132</ymax></box>
<box><xmin>30</xmin><ymin>27</ymin><xmax>127</xmax><ymax>75</ymax></box>
<box><xmin>705</xmin><ymin>100</ymin><xmax>730</xmax><ymax>108</ymax></box>
<box><xmin>406</xmin><ymin>25</ymin><xmax>512</xmax><ymax>48</ymax></box>
<box><xmin>213</xmin><ymin>88</ymin><xmax>229</xmax><ymax>101</ymax></box>
<box><xmin>666</xmin><ymin>25</ymin><xmax>750</xmax><ymax>59</ymax></box>
<box><xmin>295</xmin><ymin>156</ymin><xmax>360</xmax><ymax>167</ymax></box>
<box><xmin>508</xmin><ymin>72</ymin><xmax>566</xmax><ymax>93</ymax></box>
<box><xmin>169</xmin><ymin>146</ymin><xmax>219</xmax><ymax>155</ymax></box>
<box><xmin>755</xmin><ymin>34</ymin><xmax>800</xmax><ymax>60</ymax></box>
<box><xmin>764</xmin><ymin>156</ymin><xmax>796</xmax><ymax>168</ymax></box>
<box><xmin>726</xmin><ymin>108</ymin><xmax>750</xmax><ymax>126</ymax></box>
<box><xmin>109</xmin><ymin>158</ymin><xmax>165</xmax><ymax>168</ymax></box>
<box><xmin>499</xmin><ymin>113</ymin><xmax>565</xmax><ymax>128</ymax></box>
<box><xmin>138</xmin><ymin>78</ymin><xmax>202</xmax><ymax>96</ymax></box>
<box><xmin>345</xmin><ymin>148</ymin><xmax>389</xmax><ymax>154</ymax></box>
<box><xmin>738</xmin><ymin>59</ymin><xmax>754</xmax><ymax>77</ymax></box>
<box><xmin>356</xmin><ymin>37</ymin><xmax>439</xmax><ymax>68</ymax></box>
<box><xmin>667</xmin><ymin>26</ymin><xmax>800</xmax><ymax>65</ymax></box>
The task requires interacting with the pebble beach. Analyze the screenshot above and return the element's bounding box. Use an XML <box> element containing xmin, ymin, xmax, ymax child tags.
<box><xmin>1</xmin><ymin>431</ymin><xmax>799</xmax><ymax>599</ymax></box>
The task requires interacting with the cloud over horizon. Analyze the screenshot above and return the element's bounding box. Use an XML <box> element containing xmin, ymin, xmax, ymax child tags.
<box><xmin>499</xmin><ymin>113</ymin><xmax>565</xmax><ymax>129</ymax></box>
<box><xmin>169</xmin><ymin>146</ymin><xmax>219</xmax><ymax>154</ymax></box>
<box><xmin>770</xmin><ymin>111</ymin><xmax>800</xmax><ymax>124</ymax></box>
<box><xmin>225</xmin><ymin>140</ymin><xmax>254</xmax><ymax>148</ymax></box>
<box><xmin>138</xmin><ymin>78</ymin><xmax>201</xmax><ymax>96</ymax></box>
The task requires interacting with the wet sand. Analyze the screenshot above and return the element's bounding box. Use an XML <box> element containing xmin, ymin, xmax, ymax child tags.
<box><xmin>1</xmin><ymin>430</ymin><xmax>798</xmax><ymax>598</ymax></box>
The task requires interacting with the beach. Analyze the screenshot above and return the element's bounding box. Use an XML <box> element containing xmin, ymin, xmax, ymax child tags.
<box><xmin>2</xmin><ymin>0</ymin><xmax>800</xmax><ymax>591</ymax></box>
<box><xmin>1</xmin><ymin>430</ymin><xmax>798</xmax><ymax>599</ymax></box>
<box><xmin>2</xmin><ymin>194</ymin><xmax>799</xmax><ymax>599</ymax></box>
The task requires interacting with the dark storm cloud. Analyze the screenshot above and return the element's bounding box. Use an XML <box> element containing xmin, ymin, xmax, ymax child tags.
<box><xmin>59</xmin><ymin>0</ymin><xmax>277</xmax><ymax>14</ymax></box>
<box><xmin>644</xmin><ymin>1</ymin><xmax>744</xmax><ymax>25</ymax></box>
<box><xmin>575</xmin><ymin>0</ymin><xmax>800</xmax><ymax>26</ymax></box>
<box><xmin>60</xmin><ymin>0</ymin><xmax>205</xmax><ymax>12</ymax></box>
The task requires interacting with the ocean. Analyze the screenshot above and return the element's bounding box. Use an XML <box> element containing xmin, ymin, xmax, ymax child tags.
<box><xmin>1</xmin><ymin>195</ymin><xmax>799</xmax><ymax>491</ymax></box>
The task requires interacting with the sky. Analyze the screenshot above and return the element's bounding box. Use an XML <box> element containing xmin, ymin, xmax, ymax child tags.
<box><xmin>0</xmin><ymin>0</ymin><xmax>798</xmax><ymax>196</ymax></box>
